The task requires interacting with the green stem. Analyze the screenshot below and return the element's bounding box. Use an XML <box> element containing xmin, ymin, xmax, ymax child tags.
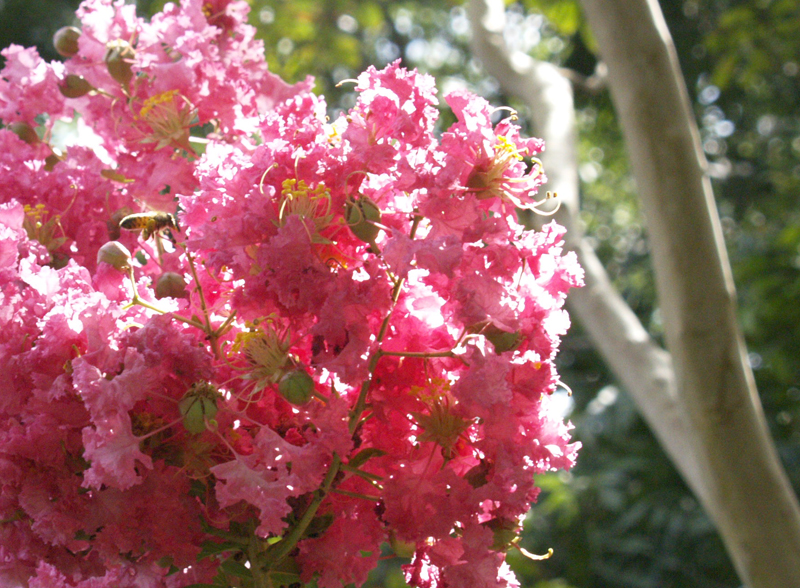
<box><xmin>339</xmin><ymin>462</ymin><xmax>383</xmax><ymax>482</ymax></box>
<box><xmin>349</xmin><ymin>210</ymin><xmax>423</xmax><ymax>433</ymax></box>
<box><xmin>349</xmin><ymin>352</ymin><xmax>382</xmax><ymax>434</ymax></box>
<box><xmin>330</xmin><ymin>488</ymin><xmax>381</xmax><ymax>501</ymax></box>
<box><xmin>185</xmin><ymin>249</ymin><xmax>223</xmax><ymax>358</ymax></box>
<box><xmin>185</xmin><ymin>250</ymin><xmax>210</xmax><ymax>324</ymax></box>
<box><xmin>249</xmin><ymin>532</ymin><xmax>270</xmax><ymax>587</ymax></box>
<box><xmin>265</xmin><ymin>454</ymin><xmax>342</xmax><ymax>565</ymax></box>
<box><xmin>122</xmin><ymin>262</ymin><xmax>215</xmax><ymax>332</ymax></box>
<box><xmin>267</xmin><ymin>209</ymin><xmax>425</xmax><ymax>570</ymax></box>
<box><xmin>127</xmin><ymin>296</ymin><xmax>207</xmax><ymax>331</ymax></box>
<box><xmin>212</xmin><ymin>310</ymin><xmax>238</xmax><ymax>338</ymax></box>
<box><xmin>379</xmin><ymin>350</ymin><xmax>458</xmax><ymax>359</ymax></box>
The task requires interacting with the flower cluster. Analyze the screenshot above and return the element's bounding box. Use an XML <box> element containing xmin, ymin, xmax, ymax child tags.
<box><xmin>0</xmin><ymin>1</ymin><xmax>582</xmax><ymax>587</ymax></box>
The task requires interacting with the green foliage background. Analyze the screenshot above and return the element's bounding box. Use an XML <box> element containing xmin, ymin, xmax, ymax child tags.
<box><xmin>3</xmin><ymin>0</ymin><xmax>799</xmax><ymax>586</ymax></box>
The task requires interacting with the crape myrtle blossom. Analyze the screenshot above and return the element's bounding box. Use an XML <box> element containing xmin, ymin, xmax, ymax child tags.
<box><xmin>0</xmin><ymin>0</ymin><xmax>583</xmax><ymax>586</ymax></box>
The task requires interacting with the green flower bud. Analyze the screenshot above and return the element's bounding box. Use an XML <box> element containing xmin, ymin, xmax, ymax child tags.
<box><xmin>277</xmin><ymin>369</ymin><xmax>314</xmax><ymax>405</ymax></box>
<box><xmin>482</xmin><ymin>324</ymin><xmax>522</xmax><ymax>354</ymax></box>
<box><xmin>53</xmin><ymin>26</ymin><xmax>81</xmax><ymax>58</ymax></box>
<box><xmin>105</xmin><ymin>39</ymin><xmax>135</xmax><ymax>85</ymax></box>
<box><xmin>59</xmin><ymin>74</ymin><xmax>93</xmax><ymax>98</ymax></box>
<box><xmin>489</xmin><ymin>523</ymin><xmax>518</xmax><ymax>552</ymax></box>
<box><xmin>96</xmin><ymin>241</ymin><xmax>132</xmax><ymax>271</ymax></box>
<box><xmin>179</xmin><ymin>397</ymin><xmax>206</xmax><ymax>434</ymax></box>
<box><xmin>179</xmin><ymin>382</ymin><xmax>219</xmax><ymax>434</ymax></box>
<box><xmin>388</xmin><ymin>532</ymin><xmax>416</xmax><ymax>559</ymax></box>
<box><xmin>345</xmin><ymin>196</ymin><xmax>381</xmax><ymax>244</ymax></box>
<box><xmin>154</xmin><ymin>272</ymin><xmax>188</xmax><ymax>299</ymax></box>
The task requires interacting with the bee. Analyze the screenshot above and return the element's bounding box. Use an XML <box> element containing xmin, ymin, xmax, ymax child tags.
<box><xmin>119</xmin><ymin>211</ymin><xmax>179</xmax><ymax>241</ymax></box>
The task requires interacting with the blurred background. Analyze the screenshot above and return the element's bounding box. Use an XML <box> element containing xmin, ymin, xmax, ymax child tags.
<box><xmin>3</xmin><ymin>0</ymin><xmax>798</xmax><ymax>586</ymax></box>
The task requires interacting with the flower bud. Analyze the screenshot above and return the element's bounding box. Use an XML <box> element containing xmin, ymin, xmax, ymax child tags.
<box><xmin>154</xmin><ymin>272</ymin><xmax>188</xmax><ymax>299</ymax></box>
<box><xmin>345</xmin><ymin>195</ymin><xmax>381</xmax><ymax>244</ymax></box>
<box><xmin>388</xmin><ymin>532</ymin><xmax>416</xmax><ymax>559</ymax></box>
<box><xmin>105</xmin><ymin>39</ymin><xmax>135</xmax><ymax>85</ymax></box>
<box><xmin>59</xmin><ymin>74</ymin><xmax>93</xmax><ymax>98</ymax></box>
<box><xmin>53</xmin><ymin>26</ymin><xmax>81</xmax><ymax>58</ymax></box>
<box><xmin>8</xmin><ymin>122</ymin><xmax>39</xmax><ymax>145</ymax></box>
<box><xmin>483</xmin><ymin>325</ymin><xmax>522</xmax><ymax>354</ymax></box>
<box><xmin>277</xmin><ymin>369</ymin><xmax>314</xmax><ymax>405</ymax></box>
<box><xmin>488</xmin><ymin>520</ymin><xmax>518</xmax><ymax>551</ymax></box>
<box><xmin>97</xmin><ymin>241</ymin><xmax>132</xmax><ymax>271</ymax></box>
<box><xmin>179</xmin><ymin>382</ymin><xmax>219</xmax><ymax>434</ymax></box>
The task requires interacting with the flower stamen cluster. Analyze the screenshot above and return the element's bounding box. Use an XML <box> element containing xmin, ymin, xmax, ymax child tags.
<box><xmin>135</xmin><ymin>89</ymin><xmax>197</xmax><ymax>152</ymax></box>
<box><xmin>411</xmin><ymin>383</ymin><xmax>471</xmax><ymax>460</ymax></box>
<box><xmin>277</xmin><ymin>179</ymin><xmax>337</xmax><ymax>239</ymax></box>
<box><xmin>230</xmin><ymin>320</ymin><xmax>293</xmax><ymax>391</ymax></box>
<box><xmin>466</xmin><ymin>134</ymin><xmax>549</xmax><ymax>212</ymax></box>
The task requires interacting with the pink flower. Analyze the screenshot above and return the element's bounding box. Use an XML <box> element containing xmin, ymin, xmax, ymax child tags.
<box><xmin>0</xmin><ymin>45</ymin><xmax>67</xmax><ymax>124</ymax></box>
<box><xmin>441</xmin><ymin>91</ymin><xmax>546</xmax><ymax>209</ymax></box>
<box><xmin>211</xmin><ymin>426</ymin><xmax>332</xmax><ymax>537</ymax></box>
<box><xmin>296</xmin><ymin>501</ymin><xmax>384</xmax><ymax>588</ymax></box>
<box><xmin>383</xmin><ymin>468</ymin><xmax>476</xmax><ymax>542</ymax></box>
<box><xmin>82</xmin><ymin>411</ymin><xmax>154</xmax><ymax>490</ymax></box>
<box><xmin>0</xmin><ymin>5</ymin><xmax>583</xmax><ymax>584</ymax></box>
<box><xmin>346</xmin><ymin>60</ymin><xmax>439</xmax><ymax>155</ymax></box>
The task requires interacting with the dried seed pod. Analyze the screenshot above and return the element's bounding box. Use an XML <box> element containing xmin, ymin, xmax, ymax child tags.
<box><xmin>59</xmin><ymin>74</ymin><xmax>93</xmax><ymax>98</ymax></box>
<box><xmin>154</xmin><ymin>272</ymin><xmax>188</xmax><ymax>299</ymax></box>
<box><xmin>53</xmin><ymin>26</ymin><xmax>81</xmax><ymax>58</ymax></box>
<box><xmin>8</xmin><ymin>122</ymin><xmax>39</xmax><ymax>145</ymax></box>
<box><xmin>97</xmin><ymin>241</ymin><xmax>132</xmax><ymax>272</ymax></box>
<box><xmin>105</xmin><ymin>39</ymin><xmax>135</xmax><ymax>84</ymax></box>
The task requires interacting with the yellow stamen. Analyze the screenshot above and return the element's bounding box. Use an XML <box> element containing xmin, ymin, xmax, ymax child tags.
<box><xmin>138</xmin><ymin>89</ymin><xmax>179</xmax><ymax>119</ymax></box>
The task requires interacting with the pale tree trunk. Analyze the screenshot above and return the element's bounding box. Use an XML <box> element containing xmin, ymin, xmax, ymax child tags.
<box><xmin>466</xmin><ymin>0</ymin><xmax>800</xmax><ymax>586</ymax></box>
